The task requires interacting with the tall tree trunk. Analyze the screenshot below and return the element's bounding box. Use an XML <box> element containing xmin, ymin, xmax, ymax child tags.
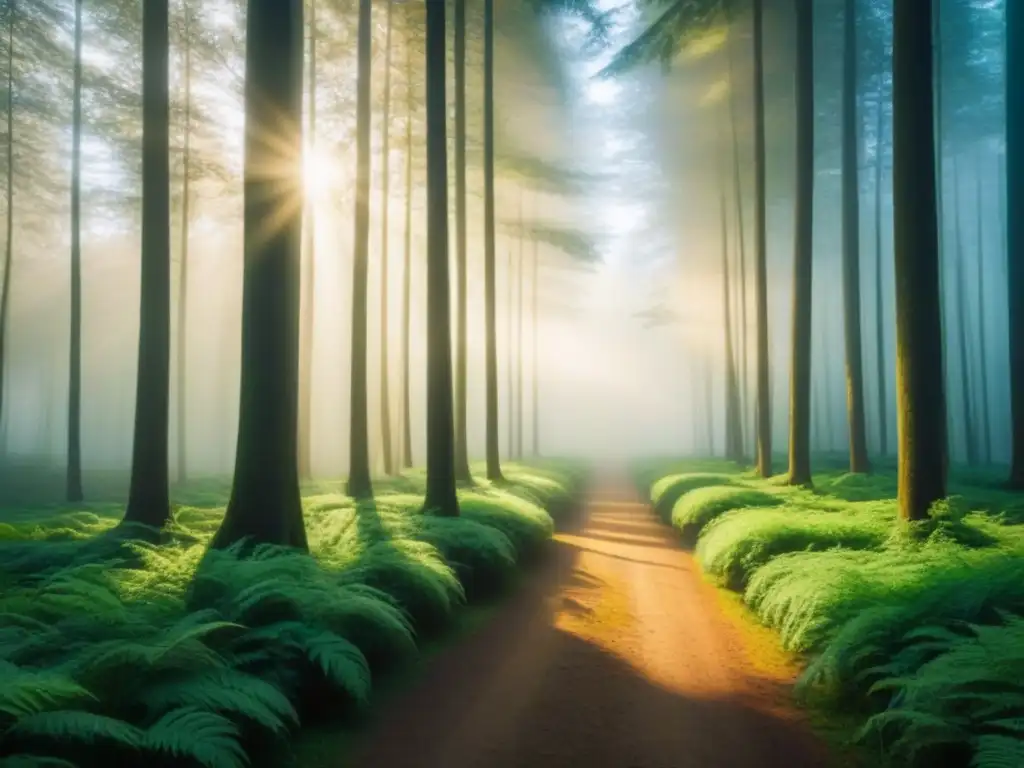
<box><xmin>873</xmin><ymin>85</ymin><xmax>888</xmax><ymax>457</ymax></box>
<box><xmin>841</xmin><ymin>0</ymin><xmax>870</xmax><ymax>472</ymax></box>
<box><xmin>705</xmin><ymin>356</ymin><xmax>715</xmax><ymax>456</ymax></box>
<box><xmin>719</xmin><ymin>174</ymin><xmax>741</xmax><ymax>461</ymax></box>
<box><xmin>507</xmin><ymin>245</ymin><xmax>513</xmax><ymax>460</ymax></box>
<box><xmin>934</xmin><ymin>0</ymin><xmax>951</xmax><ymax>470</ymax></box>
<box><xmin>724</xmin><ymin>0</ymin><xmax>748</xmax><ymax>459</ymax></box>
<box><xmin>67</xmin><ymin>0</ymin><xmax>84</xmax><ymax>502</ymax></box>
<box><xmin>892</xmin><ymin>0</ymin><xmax>946</xmax><ymax>521</ymax></box>
<box><xmin>531</xmin><ymin>234</ymin><xmax>539</xmax><ymax>457</ymax></box>
<box><xmin>482</xmin><ymin>0</ymin><xmax>502</xmax><ymax>480</ymax></box>
<box><xmin>516</xmin><ymin>203</ymin><xmax>524</xmax><ymax>460</ymax></box>
<box><xmin>452</xmin><ymin>0</ymin><xmax>471</xmax><ymax>483</ymax></box>
<box><xmin>347</xmin><ymin>0</ymin><xmax>373</xmax><ymax>499</ymax></box>
<box><xmin>0</xmin><ymin>0</ymin><xmax>14</xmax><ymax>438</ymax></box>
<box><xmin>752</xmin><ymin>0</ymin><xmax>772</xmax><ymax>477</ymax></box>
<box><xmin>122</xmin><ymin>0</ymin><xmax>171</xmax><ymax>528</ymax></box>
<box><xmin>952</xmin><ymin>156</ymin><xmax>977</xmax><ymax>466</ymax></box>
<box><xmin>400</xmin><ymin>11</ymin><xmax>414</xmax><ymax>471</ymax></box>
<box><xmin>379</xmin><ymin>0</ymin><xmax>394</xmax><ymax>476</ymax></box>
<box><xmin>422</xmin><ymin>0</ymin><xmax>458</xmax><ymax>516</ymax></box>
<box><xmin>297</xmin><ymin>0</ymin><xmax>317</xmax><ymax>480</ymax></box>
<box><xmin>975</xmin><ymin>155</ymin><xmax>991</xmax><ymax>465</ymax></box>
<box><xmin>210</xmin><ymin>0</ymin><xmax>307</xmax><ymax>549</ymax></box>
<box><xmin>1008</xmin><ymin>0</ymin><xmax>1024</xmax><ymax>486</ymax></box>
<box><xmin>176</xmin><ymin>0</ymin><xmax>192</xmax><ymax>486</ymax></box>
<box><xmin>787</xmin><ymin>0</ymin><xmax>814</xmax><ymax>486</ymax></box>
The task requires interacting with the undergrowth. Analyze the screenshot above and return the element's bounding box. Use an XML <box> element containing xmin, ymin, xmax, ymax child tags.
<box><xmin>0</xmin><ymin>462</ymin><xmax>580</xmax><ymax>768</ymax></box>
<box><xmin>643</xmin><ymin>459</ymin><xmax>1024</xmax><ymax>768</ymax></box>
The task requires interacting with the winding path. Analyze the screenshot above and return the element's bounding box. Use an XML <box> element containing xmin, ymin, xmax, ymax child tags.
<box><xmin>348</xmin><ymin>471</ymin><xmax>829</xmax><ymax>767</ymax></box>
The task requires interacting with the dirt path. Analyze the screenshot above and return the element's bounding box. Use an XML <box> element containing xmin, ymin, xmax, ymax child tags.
<box><xmin>348</xmin><ymin>471</ymin><xmax>829</xmax><ymax>767</ymax></box>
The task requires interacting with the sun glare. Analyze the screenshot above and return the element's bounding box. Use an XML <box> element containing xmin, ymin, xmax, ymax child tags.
<box><xmin>303</xmin><ymin>145</ymin><xmax>339</xmax><ymax>199</ymax></box>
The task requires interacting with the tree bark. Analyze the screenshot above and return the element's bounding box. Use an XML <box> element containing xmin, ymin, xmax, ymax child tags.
<box><xmin>453</xmin><ymin>0</ymin><xmax>471</xmax><ymax>483</ymax></box>
<box><xmin>422</xmin><ymin>0</ymin><xmax>458</xmax><ymax>516</ymax></box>
<box><xmin>67</xmin><ymin>0</ymin><xmax>84</xmax><ymax>502</ymax></box>
<box><xmin>0</xmin><ymin>0</ymin><xmax>14</xmax><ymax>442</ymax></box>
<box><xmin>952</xmin><ymin>156</ymin><xmax>977</xmax><ymax>466</ymax></box>
<box><xmin>892</xmin><ymin>0</ymin><xmax>946</xmax><ymax>521</ymax></box>
<box><xmin>379</xmin><ymin>0</ymin><xmax>395</xmax><ymax>476</ymax></box>
<box><xmin>873</xmin><ymin>85</ymin><xmax>888</xmax><ymax>457</ymax></box>
<box><xmin>752</xmin><ymin>0</ymin><xmax>772</xmax><ymax>477</ymax></box>
<box><xmin>719</xmin><ymin>174</ymin><xmax>742</xmax><ymax>462</ymax></box>
<box><xmin>841</xmin><ymin>0</ymin><xmax>870</xmax><ymax>472</ymax></box>
<box><xmin>482</xmin><ymin>0</ymin><xmax>502</xmax><ymax>480</ymax></box>
<box><xmin>1008</xmin><ymin>0</ymin><xmax>1024</xmax><ymax>486</ymax></box>
<box><xmin>400</xmin><ymin>8</ymin><xmax>414</xmax><ymax>471</ymax></box>
<box><xmin>123</xmin><ymin>0</ymin><xmax>171</xmax><ymax>528</ymax></box>
<box><xmin>974</xmin><ymin>155</ymin><xmax>991</xmax><ymax>465</ymax></box>
<box><xmin>346</xmin><ymin>0</ymin><xmax>373</xmax><ymax>499</ymax></box>
<box><xmin>211</xmin><ymin>0</ymin><xmax>306</xmax><ymax>550</ymax></box>
<box><xmin>297</xmin><ymin>0</ymin><xmax>317</xmax><ymax>480</ymax></box>
<box><xmin>787</xmin><ymin>0</ymin><xmax>814</xmax><ymax>487</ymax></box>
<box><xmin>176</xmin><ymin>0</ymin><xmax>192</xmax><ymax>485</ymax></box>
<box><xmin>531</xmin><ymin>234</ymin><xmax>540</xmax><ymax>457</ymax></box>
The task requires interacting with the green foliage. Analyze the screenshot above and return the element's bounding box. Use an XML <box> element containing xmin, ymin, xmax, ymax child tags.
<box><xmin>645</xmin><ymin>461</ymin><xmax>1024</xmax><ymax>766</ymax></box>
<box><xmin>0</xmin><ymin>464</ymin><xmax>579</xmax><ymax>766</ymax></box>
<box><xmin>669</xmin><ymin>485</ymin><xmax>779</xmax><ymax>546</ymax></box>
<box><xmin>649</xmin><ymin>471</ymin><xmax>739</xmax><ymax>521</ymax></box>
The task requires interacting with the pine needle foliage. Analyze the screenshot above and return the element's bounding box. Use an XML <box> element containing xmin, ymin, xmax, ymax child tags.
<box><xmin>0</xmin><ymin>463</ymin><xmax>580</xmax><ymax>766</ymax></box>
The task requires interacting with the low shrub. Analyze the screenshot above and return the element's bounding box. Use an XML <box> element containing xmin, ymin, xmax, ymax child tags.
<box><xmin>650</xmin><ymin>473</ymin><xmax>740</xmax><ymax>521</ymax></box>
<box><xmin>669</xmin><ymin>485</ymin><xmax>780</xmax><ymax>546</ymax></box>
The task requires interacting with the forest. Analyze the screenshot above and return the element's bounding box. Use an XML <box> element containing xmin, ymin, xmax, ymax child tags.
<box><xmin>0</xmin><ymin>0</ymin><xmax>1019</xmax><ymax>767</ymax></box>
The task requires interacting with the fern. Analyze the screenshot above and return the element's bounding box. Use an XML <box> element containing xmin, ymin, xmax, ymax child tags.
<box><xmin>144</xmin><ymin>707</ymin><xmax>247</xmax><ymax>768</ymax></box>
<box><xmin>6</xmin><ymin>710</ymin><xmax>144</xmax><ymax>749</ymax></box>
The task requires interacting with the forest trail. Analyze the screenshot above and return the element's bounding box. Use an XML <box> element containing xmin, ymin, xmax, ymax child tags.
<box><xmin>348</xmin><ymin>471</ymin><xmax>829</xmax><ymax>768</ymax></box>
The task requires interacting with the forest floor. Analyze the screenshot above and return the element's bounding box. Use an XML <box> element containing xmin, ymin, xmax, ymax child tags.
<box><xmin>327</xmin><ymin>471</ymin><xmax>830</xmax><ymax>768</ymax></box>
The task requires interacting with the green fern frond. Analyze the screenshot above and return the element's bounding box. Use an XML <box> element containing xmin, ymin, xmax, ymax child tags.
<box><xmin>0</xmin><ymin>664</ymin><xmax>96</xmax><ymax>719</ymax></box>
<box><xmin>144</xmin><ymin>707</ymin><xmax>247</xmax><ymax>768</ymax></box>
<box><xmin>141</xmin><ymin>669</ymin><xmax>298</xmax><ymax>732</ymax></box>
<box><xmin>7</xmin><ymin>710</ymin><xmax>144</xmax><ymax>749</ymax></box>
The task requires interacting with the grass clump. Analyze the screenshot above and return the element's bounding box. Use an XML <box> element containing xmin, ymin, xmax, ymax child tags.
<box><xmin>669</xmin><ymin>485</ymin><xmax>780</xmax><ymax>546</ymax></box>
<box><xmin>0</xmin><ymin>462</ymin><xmax>579</xmax><ymax>767</ymax></box>
<box><xmin>644</xmin><ymin>459</ymin><xmax>1024</xmax><ymax>767</ymax></box>
<box><xmin>696</xmin><ymin>503</ymin><xmax>890</xmax><ymax>589</ymax></box>
<box><xmin>650</xmin><ymin>472</ymin><xmax>741</xmax><ymax>522</ymax></box>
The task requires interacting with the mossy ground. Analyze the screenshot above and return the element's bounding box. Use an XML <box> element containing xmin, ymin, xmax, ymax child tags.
<box><xmin>0</xmin><ymin>460</ymin><xmax>583</xmax><ymax>768</ymax></box>
<box><xmin>640</xmin><ymin>456</ymin><xmax>1024</xmax><ymax>768</ymax></box>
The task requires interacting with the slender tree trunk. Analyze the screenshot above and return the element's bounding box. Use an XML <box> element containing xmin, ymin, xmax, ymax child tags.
<box><xmin>841</xmin><ymin>0</ymin><xmax>870</xmax><ymax>472</ymax></box>
<box><xmin>874</xmin><ymin>85</ymin><xmax>888</xmax><ymax>457</ymax></box>
<box><xmin>724</xmin><ymin>0</ymin><xmax>748</xmax><ymax>459</ymax></box>
<box><xmin>787</xmin><ymin>0</ymin><xmax>814</xmax><ymax>486</ymax></box>
<box><xmin>719</xmin><ymin>174</ymin><xmax>741</xmax><ymax>461</ymax></box>
<box><xmin>482</xmin><ymin>0</ymin><xmax>502</xmax><ymax>480</ymax></box>
<box><xmin>176</xmin><ymin>0</ymin><xmax>192</xmax><ymax>486</ymax></box>
<box><xmin>1008</xmin><ymin>0</ymin><xmax>1024</xmax><ymax>486</ymax></box>
<box><xmin>400</xmin><ymin>13</ymin><xmax>414</xmax><ymax>471</ymax></box>
<box><xmin>507</xmin><ymin>246</ymin><xmax>513</xmax><ymax>460</ymax></box>
<box><xmin>752</xmin><ymin>0</ymin><xmax>772</xmax><ymax>477</ymax></box>
<box><xmin>952</xmin><ymin>156</ymin><xmax>977</xmax><ymax>466</ymax></box>
<box><xmin>423</xmin><ymin>0</ymin><xmax>458</xmax><ymax>515</ymax></box>
<box><xmin>516</xmin><ymin>203</ymin><xmax>524</xmax><ymax>460</ymax></box>
<box><xmin>67</xmin><ymin>0</ymin><xmax>84</xmax><ymax>502</ymax></box>
<box><xmin>934</xmin><ymin>0</ymin><xmax>951</xmax><ymax>471</ymax></box>
<box><xmin>531</xmin><ymin>234</ymin><xmax>539</xmax><ymax>457</ymax></box>
<box><xmin>452</xmin><ymin>0</ymin><xmax>471</xmax><ymax>483</ymax></box>
<box><xmin>892</xmin><ymin>0</ymin><xmax>946</xmax><ymax>521</ymax></box>
<box><xmin>379</xmin><ymin>0</ymin><xmax>395</xmax><ymax>476</ymax></box>
<box><xmin>0</xmin><ymin>0</ymin><xmax>14</xmax><ymax>437</ymax></box>
<box><xmin>347</xmin><ymin>0</ymin><xmax>373</xmax><ymax>499</ymax></box>
<box><xmin>122</xmin><ymin>0</ymin><xmax>171</xmax><ymax>527</ymax></box>
<box><xmin>975</xmin><ymin>156</ymin><xmax>991</xmax><ymax>465</ymax></box>
<box><xmin>705</xmin><ymin>356</ymin><xmax>715</xmax><ymax>456</ymax></box>
<box><xmin>211</xmin><ymin>0</ymin><xmax>307</xmax><ymax>549</ymax></box>
<box><xmin>297</xmin><ymin>0</ymin><xmax>317</xmax><ymax>480</ymax></box>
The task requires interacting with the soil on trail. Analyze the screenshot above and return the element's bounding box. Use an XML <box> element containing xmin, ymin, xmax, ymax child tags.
<box><xmin>348</xmin><ymin>471</ymin><xmax>829</xmax><ymax>768</ymax></box>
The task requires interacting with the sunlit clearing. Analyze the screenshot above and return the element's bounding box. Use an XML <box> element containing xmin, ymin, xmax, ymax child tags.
<box><xmin>680</xmin><ymin>26</ymin><xmax>728</xmax><ymax>61</ymax></box>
